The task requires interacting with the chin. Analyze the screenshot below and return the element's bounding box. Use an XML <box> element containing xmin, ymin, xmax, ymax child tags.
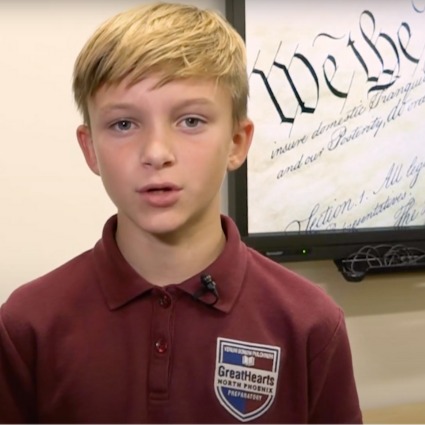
<box><xmin>134</xmin><ymin>210</ymin><xmax>190</xmax><ymax>237</ymax></box>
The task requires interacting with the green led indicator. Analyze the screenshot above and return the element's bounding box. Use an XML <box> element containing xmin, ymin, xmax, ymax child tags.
<box><xmin>302</xmin><ymin>249</ymin><xmax>307</xmax><ymax>254</ymax></box>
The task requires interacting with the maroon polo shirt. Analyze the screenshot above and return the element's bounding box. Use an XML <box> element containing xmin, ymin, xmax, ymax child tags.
<box><xmin>0</xmin><ymin>215</ymin><xmax>362</xmax><ymax>424</ymax></box>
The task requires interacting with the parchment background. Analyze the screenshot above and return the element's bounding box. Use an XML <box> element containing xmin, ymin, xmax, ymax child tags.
<box><xmin>245</xmin><ymin>0</ymin><xmax>425</xmax><ymax>234</ymax></box>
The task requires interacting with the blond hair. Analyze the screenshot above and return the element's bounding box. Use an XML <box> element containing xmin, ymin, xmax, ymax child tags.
<box><xmin>72</xmin><ymin>2</ymin><xmax>248</xmax><ymax>125</ymax></box>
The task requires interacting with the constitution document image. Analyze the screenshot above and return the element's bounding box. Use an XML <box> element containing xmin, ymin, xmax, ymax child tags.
<box><xmin>245</xmin><ymin>0</ymin><xmax>425</xmax><ymax>234</ymax></box>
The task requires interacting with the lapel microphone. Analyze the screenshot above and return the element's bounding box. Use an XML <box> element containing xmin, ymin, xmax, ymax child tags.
<box><xmin>193</xmin><ymin>274</ymin><xmax>219</xmax><ymax>306</ymax></box>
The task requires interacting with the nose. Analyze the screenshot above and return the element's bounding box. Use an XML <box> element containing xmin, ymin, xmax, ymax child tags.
<box><xmin>140</xmin><ymin>126</ymin><xmax>176</xmax><ymax>170</ymax></box>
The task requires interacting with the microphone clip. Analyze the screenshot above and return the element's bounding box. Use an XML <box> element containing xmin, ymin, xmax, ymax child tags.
<box><xmin>193</xmin><ymin>274</ymin><xmax>219</xmax><ymax>306</ymax></box>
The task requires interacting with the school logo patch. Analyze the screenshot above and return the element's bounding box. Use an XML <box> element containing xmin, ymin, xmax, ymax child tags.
<box><xmin>214</xmin><ymin>338</ymin><xmax>281</xmax><ymax>422</ymax></box>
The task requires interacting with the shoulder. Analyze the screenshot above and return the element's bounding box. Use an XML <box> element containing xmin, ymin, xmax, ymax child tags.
<box><xmin>241</xmin><ymin>248</ymin><xmax>361</xmax><ymax>423</ymax></box>
<box><xmin>243</xmin><ymin>247</ymin><xmax>343</xmax><ymax>354</ymax></box>
<box><xmin>245</xmin><ymin>247</ymin><xmax>340</xmax><ymax>314</ymax></box>
<box><xmin>1</xmin><ymin>248</ymin><xmax>97</xmax><ymax>332</ymax></box>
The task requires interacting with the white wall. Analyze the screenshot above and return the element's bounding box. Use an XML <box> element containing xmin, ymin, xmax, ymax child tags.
<box><xmin>1</xmin><ymin>0</ymin><xmax>424</xmax><ymax>412</ymax></box>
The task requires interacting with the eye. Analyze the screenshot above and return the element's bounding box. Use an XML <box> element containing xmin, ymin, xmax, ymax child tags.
<box><xmin>181</xmin><ymin>117</ymin><xmax>205</xmax><ymax>128</ymax></box>
<box><xmin>112</xmin><ymin>120</ymin><xmax>134</xmax><ymax>131</ymax></box>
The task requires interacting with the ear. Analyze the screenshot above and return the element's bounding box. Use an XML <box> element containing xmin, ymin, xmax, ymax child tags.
<box><xmin>227</xmin><ymin>118</ymin><xmax>254</xmax><ymax>171</ymax></box>
<box><xmin>76</xmin><ymin>125</ymin><xmax>100</xmax><ymax>176</ymax></box>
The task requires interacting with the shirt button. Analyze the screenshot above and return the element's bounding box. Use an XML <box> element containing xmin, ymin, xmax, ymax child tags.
<box><xmin>155</xmin><ymin>339</ymin><xmax>168</xmax><ymax>354</ymax></box>
<box><xmin>158</xmin><ymin>294</ymin><xmax>171</xmax><ymax>308</ymax></box>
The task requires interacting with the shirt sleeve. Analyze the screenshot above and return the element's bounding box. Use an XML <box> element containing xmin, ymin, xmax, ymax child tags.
<box><xmin>308</xmin><ymin>309</ymin><xmax>363</xmax><ymax>424</ymax></box>
<box><xmin>0</xmin><ymin>304</ymin><xmax>37</xmax><ymax>423</ymax></box>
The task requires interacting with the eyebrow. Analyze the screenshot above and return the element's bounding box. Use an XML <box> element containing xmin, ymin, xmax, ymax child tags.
<box><xmin>172</xmin><ymin>98</ymin><xmax>215</xmax><ymax>109</ymax></box>
<box><xmin>99</xmin><ymin>98</ymin><xmax>215</xmax><ymax>114</ymax></box>
<box><xmin>98</xmin><ymin>103</ymin><xmax>139</xmax><ymax>114</ymax></box>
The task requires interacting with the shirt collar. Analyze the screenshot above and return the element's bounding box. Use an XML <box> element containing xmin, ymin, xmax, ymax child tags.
<box><xmin>92</xmin><ymin>214</ymin><xmax>248</xmax><ymax>313</ymax></box>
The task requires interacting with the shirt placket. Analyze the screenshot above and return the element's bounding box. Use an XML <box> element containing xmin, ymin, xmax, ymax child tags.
<box><xmin>148</xmin><ymin>287</ymin><xmax>175</xmax><ymax>402</ymax></box>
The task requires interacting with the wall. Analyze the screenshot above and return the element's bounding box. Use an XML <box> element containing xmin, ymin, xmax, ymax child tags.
<box><xmin>1</xmin><ymin>0</ymin><xmax>424</xmax><ymax>412</ymax></box>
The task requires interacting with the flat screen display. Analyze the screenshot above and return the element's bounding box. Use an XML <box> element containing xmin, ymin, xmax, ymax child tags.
<box><xmin>244</xmin><ymin>0</ymin><xmax>425</xmax><ymax>236</ymax></box>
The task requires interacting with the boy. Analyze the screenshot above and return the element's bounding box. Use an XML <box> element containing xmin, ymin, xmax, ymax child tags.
<box><xmin>0</xmin><ymin>2</ymin><xmax>362</xmax><ymax>423</ymax></box>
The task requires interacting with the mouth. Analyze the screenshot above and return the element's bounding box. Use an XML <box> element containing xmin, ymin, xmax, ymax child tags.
<box><xmin>137</xmin><ymin>183</ymin><xmax>182</xmax><ymax>208</ymax></box>
<box><xmin>147</xmin><ymin>188</ymin><xmax>173</xmax><ymax>193</ymax></box>
<box><xmin>138</xmin><ymin>183</ymin><xmax>181</xmax><ymax>193</ymax></box>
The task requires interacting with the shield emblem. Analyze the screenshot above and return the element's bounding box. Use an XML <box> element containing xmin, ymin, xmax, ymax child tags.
<box><xmin>214</xmin><ymin>338</ymin><xmax>281</xmax><ymax>422</ymax></box>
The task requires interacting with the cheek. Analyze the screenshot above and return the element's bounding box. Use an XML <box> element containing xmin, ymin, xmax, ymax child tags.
<box><xmin>95</xmin><ymin>139</ymin><xmax>127</xmax><ymax>169</ymax></box>
<box><xmin>187</xmin><ymin>131</ymin><xmax>231</xmax><ymax>164</ymax></box>
<box><xmin>183</xmin><ymin>140</ymin><xmax>230</xmax><ymax>186</ymax></box>
<box><xmin>94</xmin><ymin>145</ymin><xmax>131</xmax><ymax>187</ymax></box>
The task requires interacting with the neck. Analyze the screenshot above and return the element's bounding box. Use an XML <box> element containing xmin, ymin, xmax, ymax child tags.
<box><xmin>115</xmin><ymin>211</ymin><xmax>226</xmax><ymax>286</ymax></box>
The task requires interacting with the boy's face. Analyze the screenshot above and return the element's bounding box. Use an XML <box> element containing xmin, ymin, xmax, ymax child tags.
<box><xmin>77</xmin><ymin>75</ymin><xmax>253</xmax><ymax>238</ymax></box>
